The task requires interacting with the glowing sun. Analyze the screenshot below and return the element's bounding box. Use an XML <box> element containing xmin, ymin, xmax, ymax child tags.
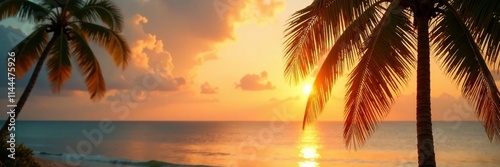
<box><xmin>303</xmin><ymin>84</ymin><xmax>313</xmax><ymax>95</ymax></box>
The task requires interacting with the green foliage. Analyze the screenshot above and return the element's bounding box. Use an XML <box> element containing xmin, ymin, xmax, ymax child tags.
<box><xmin>0</xmin><ymin>134</ymin><xmax>40</xmax><ymax>167</ymax></box>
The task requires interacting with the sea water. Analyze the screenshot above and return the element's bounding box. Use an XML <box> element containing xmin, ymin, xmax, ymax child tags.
<box><xmin>7</xmin><ymin>121</ymin><xmax>500</xmax><ymax>167</ymax></box>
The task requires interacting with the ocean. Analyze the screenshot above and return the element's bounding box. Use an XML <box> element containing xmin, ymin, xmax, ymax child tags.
<box><xmin>7</xmin><ymin>121</ymin><xmax>500</xmax><ymax>167</ymax></box>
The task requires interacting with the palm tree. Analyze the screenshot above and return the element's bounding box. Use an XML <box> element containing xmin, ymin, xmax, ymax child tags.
<box><xmin>0</xmin><ymin>0</ymin><xmax>130</xmax><ymax>135</ymax></box>
<box><xmin>284</xmin><ymin>0</ymin><xmax>500</xmax><ymax>166</ymax></box>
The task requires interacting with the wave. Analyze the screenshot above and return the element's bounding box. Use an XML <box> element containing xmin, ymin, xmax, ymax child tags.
<box><xmin>35</xmin><ymin>151</ymin><xmax>216</xmax><ymax>167</ymax></box>
<box><xmin>181</xmin><ymin>150</ymin><xmax>229</xmax><ymax>156</ymax></box>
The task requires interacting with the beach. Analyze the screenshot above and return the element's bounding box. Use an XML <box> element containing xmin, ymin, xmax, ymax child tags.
<box><xmin>35</xmin><ymin>157</ymin><xmax>72</xmax><ymax>167</ymax></box>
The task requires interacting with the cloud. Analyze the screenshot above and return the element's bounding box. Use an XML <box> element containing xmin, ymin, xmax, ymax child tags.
<box><xmin>127</xmin><ymin>14</ymin><xmax>175</xmax><ymax>75</ymax></box>
<box><xmin>99</xmin><ymin>13</ymin><xmax>189</xmax><ymax>92</ymax></box>
<box><xmin>0</xmin><ymin>26</ymin><xmax>34</xmax><ymax>89</ymax></box>
<box><xmin>256</xmin><ymin>0</ymin><xmax>285</xmax><ymax>12</ymax></box>
<box><xmin>0</xmin><ymin>25</ymin><xmax>25</xmax><ymax>50</ymax></box>
<box><xmin>213</xmin><ymin>0</ymin><xmax>285</xmax><ymax>23</ymax></box>
<box><xmin>106</xmin><ymin>89</ymin><xmax>218</xmax><ymax>105</ymax></box>
<box><xmin>133</xmin><ymin>73</ymin><xmax>186</xmax><ymax>91</ymax></box>
<box><xmin>117</xmin><ymin>1</ymin><xmax>237</xmax><ymax>76</ymax></box>
<box><xmin>236</xmin><ymin>71</ymin><xmax>275</xmax><ymax>91</ymax></box>
<box><xmin>251</xmin><ymin>0</ymin><xmax>286</xmax><ymax>21</ymax></box>
<box><xmin>200</xmin><ymin>82</ymin><xmax>218</xmax><ymax>94</ymax></box>
<box><xmin>102</xmin><ymin>0</ymin><xmax>287</xmax><ymax>91</ymax></box>
<box><xmin>0</xmin><ymin>0</ymin><xmax>288</xmax><ymax>120</ymax></box>
<box><xmin>114</xmin><ymin>0</ymin><xmax>286</xmax><ymax>77</ymax></box>
<box><xmin>0</xmin><ymin>25</ymin><xmax>25</xmax><ymax>63</ymax></box>
<box><xmin>0</xmin><ymin>12</ymin><xmax>191</xmax><ymax>106</ymax></box>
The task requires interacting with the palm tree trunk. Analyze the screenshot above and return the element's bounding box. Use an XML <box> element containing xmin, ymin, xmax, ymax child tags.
<box><xmin>416</xmin><ymin>15</ymin><xmax>436</xmax><ymax>167</ymax></box>
<box><xmin>0</xmin><ymin>33</ymin><xmax>60</xmax><ymax>136</ymax></box>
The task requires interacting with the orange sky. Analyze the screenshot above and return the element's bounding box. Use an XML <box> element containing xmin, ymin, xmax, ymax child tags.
<box><xmin>0</xmin><ymin>0</ymin><xmax>487</xmax><ymax>122</ymax></box>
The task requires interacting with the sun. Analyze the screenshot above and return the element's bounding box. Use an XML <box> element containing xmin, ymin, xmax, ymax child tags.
<box><xmin>302</xmin><ymin>84</ymin><xmax>313</xmax><ymax>95</ymax></box>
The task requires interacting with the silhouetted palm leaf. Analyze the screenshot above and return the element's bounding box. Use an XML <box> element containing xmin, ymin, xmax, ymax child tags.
<box><xmin>303</xmin><ymin>1</ymin><xmax>383</xmax><ymax>129</ymax></box>
<box><xmin>452</xmin><ymin>0</ymin><xmax>500</xmax><ymax>67</ymax></box>
<box><xmin>70</xmin><ymin>25</ymin><xmax>105</xmax><ymax>101</ymax></box>
<box><xmin>72</xmin><ymin>0</ymin><xmax>124</xmax><ymax>32</ymax></box>
<box><xmin>284</xmin><ymin>0</ymin><xmax>378</xmax><ymax>84</ymax></box>
<box><xmin>431</xmin><ymin>2</ymin><xmax>500</xmax><ymax>142</ymax></box>
<box><xmin>285</xmin><ymin>0</ymin><xmax>500</xmax><ymax>166</ymax></box>
<box><xmin>2</xmin><ymin>0</ymin><xmax>129</xmax><ymax>98</ymax></box>
<box><xmin>345</xmin><ymin>1</ymin><xmax>415</xmax><ymax>149</ymax></box>
<box><xmin>9</xmin><ymin>25</ymin><xmax>49</xmax><ymax>77</ymax></box>
<box><xmin>47</xmin><ymin>30</ymin><xmax>72</xmax><ymax>93</ymax></box>
<box><xmin>78</xmin><ymin>22</ymin><xmax>130</xmax><ymax>70</ymax></box>
<box><xmin>0</xmin><ymin>0</ymin><xmax>130</xmax><ymax>137</ymax></box>
<box><xmin>0</xmin><ymin>0</ymin><xmax>49</xmax><ymax>23</ymax></box>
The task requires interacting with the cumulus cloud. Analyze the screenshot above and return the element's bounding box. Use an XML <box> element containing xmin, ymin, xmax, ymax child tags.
<box><xmin>236</xmin><ymin>71</ymin><xmax>275</xmax><ymax>91</ymax></box>
<box><xmin>256</xmin><ymin>0</ymin><xmax>285</xmax><ymax>13</ymax></box>
<box><xmin>133</xmin><ymin>73</ymin><xmax>186</xmax><ymax>91</ymax></box>
<box><xmin>250</xmin><ymin>0</ymin><xmax>286</xmax><ymax>22</ymax></box>
<box><xmin>3</xmin><ymin>12</ymin><xmax>188</xmax><ymax>94</ymax></box>
<box><xmin>213</xmin><ymin>0</ymin><xmax>285</xmax><ymax>23</ymax></box>
<box><xmin>115</xmin><ymin>0</ymin><xmax>286</xmax><ymax>77</ymax></box>
<box><xmin>101</xmin><ymin>13</ymin><xmax>188</xmax><ymax>92</ymax></box>
<box><xmin>0</xmin><ymin>0</ymin><xmax>287</xmax><ymax>119</ymax></box>
<box><xmin>200</xmin><ymin>82</ymin><xmax>218</xmax><ymax>94</ymax></box>
<box><xmin>128</xmin><ymin>14</ymin><xmax>173</xmax><ymax>72</ymax></box>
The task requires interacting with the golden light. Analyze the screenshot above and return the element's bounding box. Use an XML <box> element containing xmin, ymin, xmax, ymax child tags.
<box><xmin>300</xmin><ymin>147</ymin><xmax>319</xmax><ymax>159</ymax></box>
<box><xmin>298</xmin><ymin>126</ymin><xmax>321</xmax><ymax>167</ymax></box>
<box><xmin>302</xmin><ymin>84</ymin><xmax>313</xmax><ymax>95</ymax></box>
<box><xmin>298</xmin><ymin>160</ymin><xmax>319</xmax><ymax>167</ymax></box>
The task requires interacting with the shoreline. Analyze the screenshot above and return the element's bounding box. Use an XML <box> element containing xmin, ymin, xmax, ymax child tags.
<box><xmin>35</xmin><ymin>157</ymin><xmax>72</xmax><ymax>167</ymax></box>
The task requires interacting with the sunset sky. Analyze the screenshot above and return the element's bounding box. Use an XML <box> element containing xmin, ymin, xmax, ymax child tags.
<box><xmin>0</xmin><ymin>0</ymin><xmax>485</xmax><ymax>122</ymax></box>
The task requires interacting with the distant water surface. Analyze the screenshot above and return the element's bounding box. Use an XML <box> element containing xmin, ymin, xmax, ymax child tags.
<box><xmin>8</xmin><ymin>121</ymin><xmax>500</xmax><ymax>167</ymax></box>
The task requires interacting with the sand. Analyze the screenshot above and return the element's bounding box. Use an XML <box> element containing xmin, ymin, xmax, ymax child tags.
<box><xmin>35</xmin><ymin>158</ymin><xmax>73</xmax><ymax>167</ymax></box>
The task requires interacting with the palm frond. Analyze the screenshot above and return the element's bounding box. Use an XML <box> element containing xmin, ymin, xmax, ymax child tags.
<box><xmin>72</xmin><ymin>0</ymin><xmax>124</xmax><ymax>32</ymax></box>
<box><xmin>0</xmin><ymin>0</ymin><xmax>49</xmax><ymax>23</ymax></box>
<box><xmin>40</xmin><ymin>0</ymin><xmax>59</xmax><ymax>9</ymax></box>
<box><xmin>283</xmin><ymin>0</ymin><xmax>378</xmax><ymax>84</ymax></box>
<box><xmin>431</xmin><ymin>3</ymin><xmax>500</xmax><ymax>143</ymax></box>
<box><xmin>345</xmin><ymin>0</ymin><xmax>416</xmax><ymax>149</ymax></box>
<box><xmin>40</xmin><ymin>0</ymin><xmax>76</xmax><ymax>7</ymax></box>
<box><xmin>303</xmin><ymin>2</ymin><xmax>384</xmax><ymax>128</ymax></box>
<box><xmin>77</xmin><ymin>22</ymin><xmax>130</xmax><ymax>70</ymax></box>
<box><xmin>70</xmin><ymin>29</ymin><xmax>105</xmax><ymax>101</ymax></box>
<box><xmin>10</xmin><ymin>25</ymin><xmax>49</xmax><ymax>77</ymax></box>
<box><xmin>47</xmin><ymin>31</ymin><xmax>72</xmax><ymax>93</ymax></box>
<box><xmin>452</xmin><ymin>0</ymin><xmax>500</xmax><ymax>68</ymax></box>
<box><xmin>65</xmin><ymin>0</ymin><xmax>84</xmax><ymax>14</ymax></box>
<box><xmin>320</xmin><ymin>0</ymin><xmax>379</xmax><ymax>36</ymax></box>
<box><xmin>283</xmin><ymin>2</ymin><xmax>333</xmax><ymax>84</ymax></box>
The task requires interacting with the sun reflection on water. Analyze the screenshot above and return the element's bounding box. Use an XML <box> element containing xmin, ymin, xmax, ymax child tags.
<box><xmin>298</xmin><ymin>125</ymin><xmax>321</xmax><ymax>167</ymax></box>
